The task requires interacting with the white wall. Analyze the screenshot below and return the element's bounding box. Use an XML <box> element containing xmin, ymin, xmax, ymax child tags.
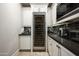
<box><xmin>0</xmin><ymin>3</ymin><xmax>22</xmax><ymax>56</ymax></box>
<box><xmin>22</xmin><ymin>7</ymin><xmax>32</xmax><ymax>26</ymax></box>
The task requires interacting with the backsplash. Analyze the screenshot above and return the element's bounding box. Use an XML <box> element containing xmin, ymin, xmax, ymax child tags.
<box><xmin>48</xmin><ymin>21</ymin><xmax>79</xmax><ymax>42</ymax></box>
<box><xmin>19</xmin><ymin>27</ymin><xmax>31</xmax><ymax>36</ymax></box>
<box><xmin>68</xmin><ymin>21</ymin><xmax>79</xmax><ymax>30</ymax></box>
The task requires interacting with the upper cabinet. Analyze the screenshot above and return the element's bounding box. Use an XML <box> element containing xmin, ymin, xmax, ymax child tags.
<box><xmin>22</xmin><ymin>7</ymin><xmax>32</xmax><ymax>26</ymax></box>
<box><xmin>56</xmin><ymin>3</ymin><xmax>79</xmax><ymax>24</ymax></box>
<box><xmin>46</xmin><ymin>8</ymin><xmax>52</xmax><ymax>27</ymax></box>
<box><xmin>51</xmin><ymin>3</ymin><xmax>57</xmax><ymax>25</ymax></box>
<box><xmin>31</xmin><ymin>3</ymin><xmax>48</xmax><ymax>12</ymax></box>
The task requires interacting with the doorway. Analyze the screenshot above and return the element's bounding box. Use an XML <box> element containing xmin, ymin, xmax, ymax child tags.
<box><xmin>33</xmin><ymin>12</ymin><xmax>46</xmax><ymax>51</ymax></box>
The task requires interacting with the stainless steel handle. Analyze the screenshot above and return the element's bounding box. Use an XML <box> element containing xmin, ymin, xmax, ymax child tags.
<box><xmin>56</xmin><ymin>45</ymin><xmax>61</xmax><ymax>56</ymax></box>
<box><xmin>56</xmin><ymin>45</ymin><xmax>60</xmax><ymax>48</ymax></box>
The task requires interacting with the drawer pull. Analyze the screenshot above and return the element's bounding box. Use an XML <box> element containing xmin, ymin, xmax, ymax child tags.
<box><xmin>56</xmin><ymin>45</ymin><xmax>60</xmax><ymax>48</ymax></box>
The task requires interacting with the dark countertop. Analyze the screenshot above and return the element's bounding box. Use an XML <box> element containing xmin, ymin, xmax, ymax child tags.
<box><xmin>19</xmin><ymin>32</ymin><xmax>31</xmax><ymax>36</ymax></box>
<box><xmin>48</xmin><ymin>32</ymin><xmax>79</xmax><ymax>56</ymax></box>
<box><xmin>19</xmin><ymin>34</ymin><xmax>31</xmax><ymax>36</ymax></box>
<box><xmin>19</xmin><ymin>27</ymin><xmax>31</xmax><ymax>36</ymax></box>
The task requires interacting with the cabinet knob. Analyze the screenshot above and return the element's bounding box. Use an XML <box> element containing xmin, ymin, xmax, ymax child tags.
<box><xmin>56</xmin><ymin>45</ymin><xmax>60</xmax><ymax>48</ymax></box>
<box><xmin>56</xmin><ymin>45</ymin><xmax>61</xmax><ymax>56</ymax></box>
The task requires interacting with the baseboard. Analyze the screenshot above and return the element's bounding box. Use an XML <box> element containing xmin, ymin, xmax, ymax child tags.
<box><xmin>19</xmin><ymin>49</ymin><xmax>31</xmax><ymax>52</ymax></box>
<box><xmin>12</xmin><ymin>49</ymin><xmax>19</xmax><ymax>56</ymax></box>
<box><xmin>33</xmin><ymin>47</ymin><xmax>46</xmax><ymax>52</ymax></box>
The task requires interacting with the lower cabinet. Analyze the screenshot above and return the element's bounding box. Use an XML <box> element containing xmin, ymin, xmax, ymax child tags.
<box><xmin>58</xmin><ymin>44</ymin><xmax>75</xmax><ymax>56</ymax></box>
<box><xmin>48</xmin><ymin>37</ymin><xmax>53</xmax><ymax>55</ymax></box>
<box><xmin>19</xmin><ymin>36</ymin><xmax>31</xmax><ymax>50</ymax></box>
<box><xmin>52</xmin><ymin>39</ymin><xmax>59</xmax><ymax>56</ymax></box>
<box><xmin>48</xmin><ymin>36</ymin><xmax>58</xmax><ymax>56</ymax></box>
<box><xmin>48</xmin><ymin>36</ymin><xmax>75</xmax><ymax>56</ymax></box>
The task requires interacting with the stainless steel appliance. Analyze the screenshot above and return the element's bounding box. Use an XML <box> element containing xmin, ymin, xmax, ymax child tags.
<box><xmin>58</xmin><ymin>28</ymin><xmax>69</xmax><ymax>38</ymax></box>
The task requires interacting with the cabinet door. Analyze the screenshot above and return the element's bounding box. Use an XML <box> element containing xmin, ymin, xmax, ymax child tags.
<box><xmin>48</xmin><ymin>36</ymin><xmax>58</xmax><ymax>56</ymax></box>
<box><xmin>60</xmin><ymin>45</ymin><xmax>75</xmax><ymax>56</ymax></box>
<box><xmin>46</xmin><ymin>8</ymin><xmax>52</xmax><ymax>27</ymax></box>
<box><xmin>48</xmin><ymin>36</ymin><xmax>75</xmax><ymax>56</ymax></box>
<box><xmin>61</xmin><ymin>49</ymin><xmax>70</xmax><ymax>56</ymax></box>
<box><xmin>48</xmin><ymin>36</ymin><xmax>53</xmax><ymax>56</ymax></box>
<box><xmin>20</xmin><ymin>36</ymin><xmax>31</xmax><ymax>50</ymax></box>
<box><xmin>50</xmin><ymin>40</ymin><xmax>55</xmax><ymax>56</ymax></box>
<box><xmin>52</xmin><ymin>39</ymin><xmax>59</xmax><ymax>56</ymax></box>
<box><xmin>26</xmin><ymin>36</ymin><xmax>31</xmax><ymax>49</ymax></box>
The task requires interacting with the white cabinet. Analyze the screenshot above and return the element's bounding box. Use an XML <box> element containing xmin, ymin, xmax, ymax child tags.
<box><xmin>46</xmin><ymin>8</ymin><xmax>52</xmax><ymax>27</ymax></box>
<box><xmin>58</xmin><ymin>43</ymin><xmax>75</xmax><ymax>56</ymax></box>
<box><xmin>52</xmin><ymin>39</ymin><xmax>59</xmax><ymax>56</ymax></box>
<box><xmin>51</xmin><ymin>3</ymin><xmax>57</xmax><ymax>25</ymax></box>
<box><xmin>19</xmin><ymin>36</ymin><xmax>31</xmax><ymax>50</ymax></box>
<box><xmin>48</xmin><ymin>36</ymin><xmax>75</xmax><ymax>56</ymax></box>
<box><xmin>61</xmin><ymin>48</ymin><xmax>73</xmax><ymax>56</ymax></box>
<box><xmin>48</xmin><ymin>36</ymin><xmax>53</xmax><ymax>55</ymax></box>
<box><xmin>31</xmin><ymin>4</ymin><xmax>47</xmax><ymax>12</ymax></box>
<box><xmin>48</xmin><ymin>36</ymin><xmax>58</xmax><ymax>56</ymax></box>
<box><xmin>22</xmin><ymin>8</ymin><xmax>32</xmax><ymax>26</ymax></box>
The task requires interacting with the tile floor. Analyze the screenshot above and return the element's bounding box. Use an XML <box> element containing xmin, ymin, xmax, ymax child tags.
<box><xmin>17</xmin><ymin>52</ymin><xmax>49</xmax><ymax>56</ymax></box>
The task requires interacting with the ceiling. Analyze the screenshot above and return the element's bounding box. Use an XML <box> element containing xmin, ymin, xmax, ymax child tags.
<box><xmin>48</xmin><ymin>3</ymin><xmax>52</xmax><ymax>7</ymax></box>
<box><xmin>21</xmin><ymin>3</ymin><xmax>53</xmax><ymax>8</ymax></box>
<box><xmin>21</xmin><ymin>3</ymin><xmax>31</xmax><ymax>7</ymax></box>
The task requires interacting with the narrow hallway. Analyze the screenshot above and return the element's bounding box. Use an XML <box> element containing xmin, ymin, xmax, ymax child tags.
<box><xmin>0</xmin><ymin>3</ymin><xmax>79</xmax><ymax>56</ymax></box>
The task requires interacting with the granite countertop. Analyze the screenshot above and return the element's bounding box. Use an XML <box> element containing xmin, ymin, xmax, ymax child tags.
<box><xmin>19</xmin><ymin>31</ymin><xmax>31</xmax><ymax>36</ymax></box>
<box><xmin>48</xmin><ymin>32</ymin><xmax>79</xmax><ymax>56</ymax></box>
<box><xmin>19</xmin><ymin>34</ymin><xmax>31</xmax><ymax>36</ymax></box>
<box><xmin>19</xmin><ymin>27</ymin><xmax>31</xmax><ymax>36</ymax></box>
